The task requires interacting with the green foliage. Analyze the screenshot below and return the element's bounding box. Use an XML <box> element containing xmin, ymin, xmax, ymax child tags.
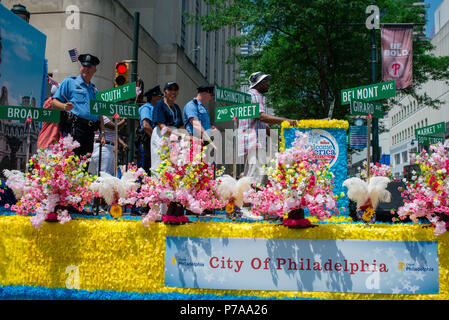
<box><xmin>190</xmin><ymin>0</ymin><xmax>449</xmax><ymax>121</ymax></box>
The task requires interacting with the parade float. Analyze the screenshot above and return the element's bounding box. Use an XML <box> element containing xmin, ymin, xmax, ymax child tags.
<box><xmin>0</xmin><ymin>121</ymin><xmax>448</xmax><ymax>300</ymax></box>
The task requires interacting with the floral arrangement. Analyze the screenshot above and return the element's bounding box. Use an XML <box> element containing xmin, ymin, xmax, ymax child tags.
<box><xmin>396</xmin><ymin>140</ymin><xmax>449</xmax><ymax>234</ymax></box>
<box><xmin>244</xmin><ymin>131</ymin><xmax>341</xmax><ymax>227</ymax></box>
<box><xmin>359</xmin><ymin>161</ymin><xmax>392</xmax><ymax>179</ymax></box>
<box><xmin>5</xmin><ymin>135</ymin><xmax>97</xmax><ymax>229</ymax></box>
<box><xmin>122</xmin><ymin>133</ymin><xmax>226</xmax><ymax>225</ymax></box>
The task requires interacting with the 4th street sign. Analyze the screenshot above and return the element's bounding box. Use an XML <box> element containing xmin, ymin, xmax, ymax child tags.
<box><xmin>215</xmin><ymin>103</ymin><xmax>259</xmax><ymax>122</ymax></box>
<box><xmin>96</xmin><ymin>81</ymin><xmax>137</xmax><ymax>103</ymax></box>
<box><xmin>341</xmin><ymin>80</ymin><xmax>396</xmax><ymax>105</ymax></box>
<box><xmin>90</xmin><ymin>100</ymin><xmax>139</xmax><ymax>119</ymax></box>
<box><xmin>415</xmin><ymin>122</ymin><xmax>445</xmax><ymax>137</ymax></box>
<box><xmin>215</xmin><ymin>86</ymin><xmax>252</xmax><ymax>105</ymax></box>
<box><xmin>0</xmin><ymin>105</ymin><xmax>60</xmax><ymax>123</ymax></box>
<box><xmin>350</xmin><ymin>99</ymin><xmax>384</xmax><ymax>118</ymax></box>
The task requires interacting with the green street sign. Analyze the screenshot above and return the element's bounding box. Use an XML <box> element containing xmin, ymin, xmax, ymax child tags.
<box><xmin>90</xmin><ymin>100</ymin><xmax>139</xmax><ymax>119</ymax></box>
<box><xmin>215</xmin><ymin>86</ymin><xmax>252</xmax><ymax>105</ymax></box>
<box><xmin>417</xmin><ymin>134</ymin><xmax>445</xmax><ymax>146</ymax></box>
<box><xmin>350</xmin><ymin>99</ymin><xmax>384</xmax><ymax>118</ymax></box>
<box><xmin>96</xmin><ymin>81</ymin><xmax>137</xmax><ymax>102</ymax></box>
<box><xmin>341</xmin><ymin>80</ymin><xmax>396</xmax><ymax>105</ymax></box>
<box><xmin>415</xmin><ymin>122</ymin><xmax>445</xmax><ymax>137</ymax></box>
<box><xmin>0</xmin><ymin>105</ymin><xmax>60</xmax><ymax>123</ymax></box>
<box><xmin>215</xmin><ymin>103</ymin><xmax>259</xmax><ymax>122</ymax></box>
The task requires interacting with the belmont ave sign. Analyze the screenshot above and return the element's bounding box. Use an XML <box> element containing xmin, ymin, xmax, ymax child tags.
<box><xmin>0</xmin><ymin>105</ymin><xmax>60</xmax><ymax>122</ymax></box>
<box><xmin>350</xmin><ymin>99</ymin><xmax>384</xmax><ymax>118</ymax></box>
<box><xmin>215</xmin><ymin>103</ymin><xmax>259</xmax><ymax>122</ymax></box>
<box><xmin>215</xmin><ymin>86</ymin><xmax>252</xmax><ymax>105</ymax></box>
<box><xmin>341</xmin><ymin>80</ymin><xmax>396</xmax><ymax>105</ymax></box>
<box><xmin>96</xmin><ymin>81</ymin><xmax>137</xmax><ymax>103</ymax></box>
<box><xmin>90</xmin><ymin>100</ymin><xmax>139</xmax><ymax>119</ymax></box>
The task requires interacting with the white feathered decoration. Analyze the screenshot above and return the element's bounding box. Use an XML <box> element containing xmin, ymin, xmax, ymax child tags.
<box><xmin>90</xmin><ymin>166</ymin><xmax>145</xmax><ymax>206</ymax></box>
<box><xmin>343</xmin><ymin>176</ymin><xmax>391</xmax><ymax>223</ymax></box>
<box><xmin>216</xmin><ymin>174</ymin><xmax>253</xmax><ymax>208</ymax></box>
<box><xmin>3</xmin><ymin>169</ymin><xmax>26</xmax><ymax>200</ymax></box>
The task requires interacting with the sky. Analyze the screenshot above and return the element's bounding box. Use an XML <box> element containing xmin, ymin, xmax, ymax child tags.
<box><xmin>425</xmin><ymin>0</ymin><xmax>443</xmax><ymax>38</ymax></box>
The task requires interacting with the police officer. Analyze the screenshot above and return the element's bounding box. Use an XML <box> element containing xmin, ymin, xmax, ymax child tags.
<box><xmin>52</xmin><ymin>53</ymin><xmax>105</xmax><ymax>157</ymax></box>
<box><xmin>138</xmin><ymin>85</ymin><xmax>163</xmax><ymax>173</ymax></box>
<box><xmin>183</xmin><ymin>84</ymin><xmax>217</xmax><ymax>148</ymax></box>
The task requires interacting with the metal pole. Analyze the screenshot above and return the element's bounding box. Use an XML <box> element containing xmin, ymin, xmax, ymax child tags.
<box><xmin>128</xmin><ymin>11</ymin><xmax>140</xmax><ymax>165</ymax></box>
<box><xmin>371</xmin><ymin>13</ymin><xmax>380</xmax><ymax>164</ymax></box>
<box><xmin>367</xmin><ymin>114</ymin><xmax>372</xmax><ymax>179</ymax></box>
<box><xmin>115</xmin><ymin>117</ymin><xmax>119</xmax><ymax>176</ymax></box>
<box><xmin>233</xmin><ymin>119</ymin><xmax>237</xmax><ymax>179</ymax></box>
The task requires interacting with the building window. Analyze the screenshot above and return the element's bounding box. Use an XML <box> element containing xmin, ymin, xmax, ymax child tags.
<box><xmin>194</xmin><ymin>0</ymin><xmax>201</xmax><ymax>67</ymax></box>
<box><xmin>181</xmin><ymin>0</ymin><xmax>188</xmax><ymax>49</ymax></box>
<box><xmin>395</xmin><ymin>153</ymin><xmax>401</xmax><ymax>165</ymax></box>
<box><xmin>402</xmin><ymin>151</ymin><xmax>408</xmax><ymax>163</ymax></box>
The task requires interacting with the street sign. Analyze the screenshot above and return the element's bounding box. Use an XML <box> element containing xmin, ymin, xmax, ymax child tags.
<box><xmin>215</xmin><ymin>103</ymin><xmax>259</xmax><ymax>122</ymax></box>
<box><xmin>90</xmin><ymin>100</ymin><xmax>139</xmax><ymax>119</ymax></box>
<box><xmin>415</xmin><ymin>122</ymin><xmax>445</xmax><ymax>137</ymax></box>
<box><xmin>350</xmin><ymin>99</ymin><xmax>384</xmax><ymax>118</ymax></box>
<box><xmin>0</xmin><ymin>105</ymin><xmax>60</xmax><ymax>123</ymax></box>
<box><xmin>417</xmin><ymin>134</ymin><xmax>445</xmax><ymax>146</ymax></box>
<box><xmin>341</xmin><ymin>80</ymin><xmax>396</xmax><ymax>105</ymax></box>
<box><xmin>349</xmin><ymin>125</ymin><xmax>368</xmax><ymax>149</ymax></box>
<box><xmin>215</xmin><ymin>86</ymin><xmax>252</xmax><ymax>105</ymax></box>
<box><xmin>96</xmin><ymin>81</ymin><xmax>137</xmax><ymax>102</ymax></box>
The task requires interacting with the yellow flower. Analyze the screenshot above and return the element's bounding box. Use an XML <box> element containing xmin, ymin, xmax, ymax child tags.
<box><xmin>110</xmin><ymin>204</ymin><xmax>123</xmax><ymax>219</ymax></box>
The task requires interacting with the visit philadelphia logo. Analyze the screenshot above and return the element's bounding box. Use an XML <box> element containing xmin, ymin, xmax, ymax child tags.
<box><xmin>398</xmin><ymin>262</ymin><xmax>434</xmax><ymax>272</ymax></box>
<box><xmin>171</xmin><ymin>256</ymin><xmax>205</xmax><ymax>268</ymax></box>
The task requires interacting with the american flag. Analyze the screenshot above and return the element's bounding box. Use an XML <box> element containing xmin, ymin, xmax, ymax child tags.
<box><xmin>68</xmin><ymin>48</ymin><xmax>79</xmax><ymax>62</ymax></box>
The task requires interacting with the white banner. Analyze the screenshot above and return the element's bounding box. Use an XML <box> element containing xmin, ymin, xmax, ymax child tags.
<box><xmin>165</xmin><ymin>237</ymin><xmax>439</xmax><ymax>294</ymax></box>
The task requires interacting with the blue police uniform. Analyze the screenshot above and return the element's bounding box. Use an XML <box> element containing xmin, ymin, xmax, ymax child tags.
<box><xmin>183</xmin><ymin>98</ymin><xmax>211</xmax><ymax>136</ymax></box>
<box><xmin>152</xmin><ymin>100</ymin><xmax>183</xmax><ymax>128</ymax></box>
<box><xmin>139</xmin><ymin>102</ymin><xmax>156</xmax><ymax>129</ymax></box>
<box><xmin>53</xmin><ymin>53</ymin><xmax>101</xmax><ymax>157</ymax></box>
<box><xmin>54</xmin><ymin>75</ymin><xmax>99</xmax><ymax>122</ymax></box>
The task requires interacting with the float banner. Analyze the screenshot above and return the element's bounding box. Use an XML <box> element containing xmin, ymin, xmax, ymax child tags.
<box><xmin>283</xmin><ymin>128</ymin><xmax>348</xmax><ymax>210</ymax></box>
<box><xmin>381</xmin><ymin>24</ymin><xmax>413</xmax><ymax>89</ymax></box>
<box><xmin>165</xmin><ymin>237</ymin><xmax>439</xmax><ymax>294</ymax></box>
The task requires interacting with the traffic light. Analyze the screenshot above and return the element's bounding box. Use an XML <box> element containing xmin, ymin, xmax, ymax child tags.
<box><xmin>114</xmin><ymin>62</ymin><xmax>130</xmax><ymax>87</ymax></box>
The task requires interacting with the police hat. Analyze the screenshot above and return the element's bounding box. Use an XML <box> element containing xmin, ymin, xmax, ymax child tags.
<box><xmin>144</xmin><ymin>85</ymin><xmax>163</xmax><ymax>97</ymax></box>
<box><xmin>78</xmin><ymin>54</ymin><xmax>100</xmax><ymax>66</ymax></box>
<box><xmin>197</xmin><ymin>84</ymin><xmax>214</xmax><ymax>94</ymax></box>
<box><xmin>164</xmin><ymin>81</ymin><xmax>179</xmax><ymax>91</ymax></box>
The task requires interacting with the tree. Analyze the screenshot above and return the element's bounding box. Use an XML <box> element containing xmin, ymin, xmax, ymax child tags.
<box><xmin>191</xmin><ymin>0</ymin><xmax>449</xmax><ymax>121</ymax></box>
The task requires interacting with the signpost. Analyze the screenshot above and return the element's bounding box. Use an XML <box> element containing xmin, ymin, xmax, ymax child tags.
<box><xmin>214</xmin><ymin>103</ymin><xmax>259</xmax><ymax>122</ymax></box>
<box><xmin>95</xmin><ymin>81</ymin><xmax>137</xmax><ymax>103</ymax></box>
<box><xmin>417</xmin><ymin>134</ymin><xmax>444</xmax><ymax>146</ymax></box>
<box><xmin>215</xmin><ymin>86</ymin><xmax>252</xmax><ymax>105</ymax></box>
<box><xmin>215</xmin><ymin>87</ymin><xmax>256</xmax><ymax>178</ymax></box>
<box><xmin>0</xmin><ymin>105</ymin><xmax>60</xmax><ymax>122</ymax></box>
<box><xmin>89</xmin><ymin>100</ymin><xmax>139</xmax><ymax>119</ymax></box>
<box><xmin>415</xmin><ymin>122</ymin><xmax>445</xmax><ymax>137</ymax></box>
<box><xmin>341</xmin><ymin>80</ymin><xmax>395</xmax><ymax>105</ymax></box>
<box><xmin>350</xmin><ymin>99</ymin><xmax>384</xmax><ymax>118</ymax></box>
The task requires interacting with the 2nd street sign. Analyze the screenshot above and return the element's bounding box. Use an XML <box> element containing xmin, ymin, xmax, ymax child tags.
<box><xmin>215</xmin><ymin>103</ymin><xmax>259</xmax><ymax>122</ymax></box>
<box><xmin>417</xmin><ymin>134</ymin><xmax>445</xmax><ymax>146</ymax></box>
<box><xmin>341</xmin><ymin>80</ymin><xmax>396</xmax><ymax>105</ymax></box>
<box><xmin>350</xmin><ymin>99</ymin><xmax>384</xmax><ymax>118</ymax></box>
<box><xmin>96</xmin><ymin>81</ymin><xmax>137</xmax><ymax>103</ymax></box>
<box><xmin>415</xmin><ymin>122</ymin><xmax>445</xmax><ymax>137</ymax></box>
<box><xmin>215</xmin><ymin>86</ymin><xmax>252</xmax><ymax>105</ymax></box>
<box><xmin>0</xmin><ymin>105</ymin><xmax>60</xmax><ymax>123</ymax></box>
<box><xmin>90</xmin><ymin>100</ymin><xmax>139</xmax><ymax>119</ymax></box>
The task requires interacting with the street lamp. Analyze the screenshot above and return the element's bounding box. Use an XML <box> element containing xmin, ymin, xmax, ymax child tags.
<box><xmin>11</xmin><ymin>4</ymin><xmax>30</xmax><ymax>23</ymax></box>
